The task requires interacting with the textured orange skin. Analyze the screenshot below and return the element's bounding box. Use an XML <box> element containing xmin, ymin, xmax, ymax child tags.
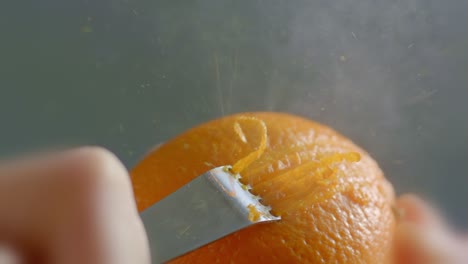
<box><xmin>131</xmin><ymin>112</ymin><xmax>396</xmax><ymax>263</ymax></box>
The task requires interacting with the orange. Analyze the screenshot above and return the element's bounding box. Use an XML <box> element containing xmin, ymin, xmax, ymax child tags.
<box><xmin>131</xmin><ymin>112</ymin><xmax>396</xmax><ymax>263</ymax></box>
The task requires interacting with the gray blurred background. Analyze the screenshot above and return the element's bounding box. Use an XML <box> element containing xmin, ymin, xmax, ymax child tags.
<box><xmin>1</xmin><ymin>0</ymin><xmax>467</xmax><ymax>227</ymax></box>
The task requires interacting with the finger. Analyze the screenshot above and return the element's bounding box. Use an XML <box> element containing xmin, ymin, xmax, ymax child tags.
<box><xmin>395</xmin><ymin>222</ymin><xmax>460</xmax><ymax>264</ymax></box>
<box><xmin>396</xmin><ymin>223</ymin><xmax>443</xmax><ymax>264</ymax></box>
<box><xmin>395</xmin><ymin>194</ymin><xmax>468</xmax><ymax>264</ymax></box>
<box><xmin>396</xmin><ymin>194</ymin><xmax>444</xmax><ymax>227</ymax></box>
<box><xmin>0</xmin><ymin>148</ymin><xmax>89</xmax><ymax>250</ymax></box>
<box><xmin>394</xmin><ymin>222</ymin><xmax>424</xmax><ymax>264</ymax></box>
<box><xmin>0</xmin><ymin>147</ymin><xmax>150</xmax><ymax>264</ymax></box>
<box><xmin>48</xmin><ymin>147</ymin><xmax>150</xmax><ymax>264</ymax></box>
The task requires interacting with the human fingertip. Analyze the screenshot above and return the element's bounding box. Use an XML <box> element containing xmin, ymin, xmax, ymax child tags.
<box><xmin>396</xmin><ymin>193</ymin><xmax>435</xmax><ymax>225</ymax></box>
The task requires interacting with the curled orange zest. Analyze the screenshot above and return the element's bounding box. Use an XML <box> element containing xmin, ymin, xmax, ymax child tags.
<box><xmin>231</xmin><ymin>116</ymin><xmax>268</xmax><ymax>174</ymax></box>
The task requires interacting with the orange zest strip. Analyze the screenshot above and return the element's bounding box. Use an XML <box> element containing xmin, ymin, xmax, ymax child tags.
<box><xmin>231</xmin><ymin>116</ymin><xmax>268</xmax><ymax>174</ymax></box>
<box><xmin>233</xmin><ymin>122</ymin><xmax>248</xmax><ymax>143</ymax></box>
<box><xmin>247</xmin><ymin>204</ymin><xmax>262</xmax><ymax>222</ymax></box>
<box><xmin>257</xmin><ymin>151</ymin><xmax>362</xmax><ymax>212</ymax></box>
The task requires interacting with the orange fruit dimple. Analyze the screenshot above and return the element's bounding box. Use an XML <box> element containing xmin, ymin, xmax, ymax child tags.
<box><xmin>131</xmin><ymin>112</ymin><xmax>396</xmax><ymax>263</ymax></box>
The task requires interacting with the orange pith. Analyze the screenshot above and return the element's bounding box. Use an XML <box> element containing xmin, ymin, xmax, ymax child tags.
<box><xmin>131</xmin><ymin>112</ymin><xmax>396</xmax><ymax>263</ymax></box>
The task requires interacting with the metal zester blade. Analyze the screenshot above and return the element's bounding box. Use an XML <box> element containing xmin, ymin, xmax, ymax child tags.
<box><xmin>140</xmin><ymin>166</ymin><xmax>280</xmax><ymax>264</ymax></box>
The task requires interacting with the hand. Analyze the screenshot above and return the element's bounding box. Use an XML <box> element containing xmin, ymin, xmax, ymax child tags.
<box><xmin>0</xmin><ymin>147</ymin><xmax>150</xmax><ymax>264</ymax></box>
<box><xmin>395</xmin><ymin>194</ymin><xmax>468</xmax><ymax>264</ymax></box>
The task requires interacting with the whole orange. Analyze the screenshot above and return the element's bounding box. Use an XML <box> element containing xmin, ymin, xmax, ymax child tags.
<box><xmin>131</xmin><ymin>112</ymin><xmax>396</xmax><ymax>263</ymax></box>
